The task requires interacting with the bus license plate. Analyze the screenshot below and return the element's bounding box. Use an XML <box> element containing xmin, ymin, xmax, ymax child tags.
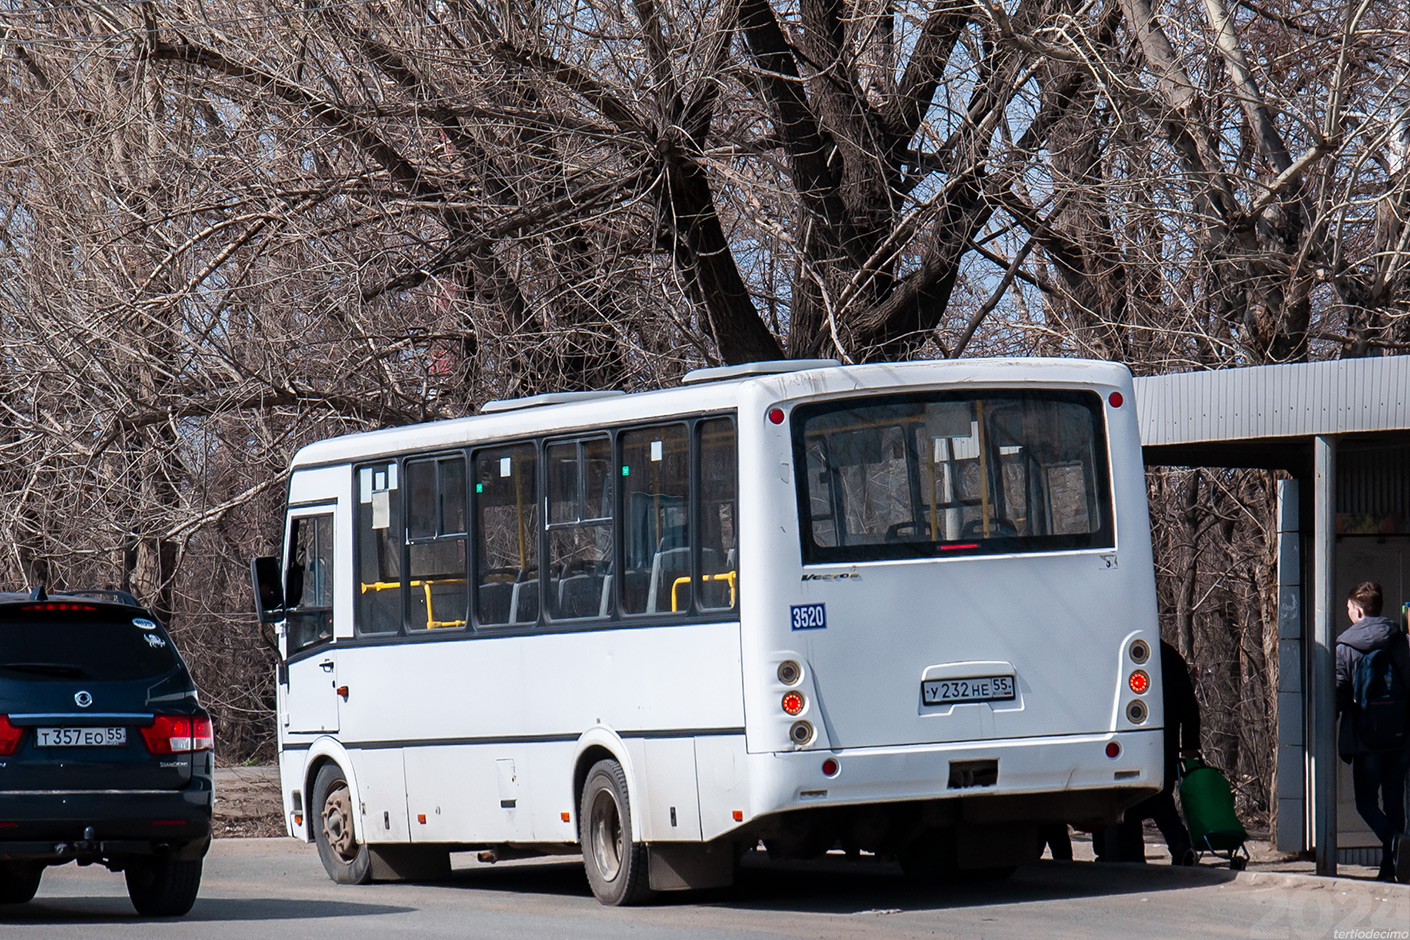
<box><xmin>36</xmin><ymin>727</ymin><xmax>127</xmax><ymax>747</ymax></box>
<box><xmin>921</xmin><ymin>676</ymin><xmax>1016</xmax><ymax>706</ymax></box>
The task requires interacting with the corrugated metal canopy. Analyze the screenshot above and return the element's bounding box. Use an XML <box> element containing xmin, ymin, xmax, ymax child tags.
<box><xmin>1134</xmin><ymin>355</ymin><xmax>1410</xmax><ymax>447</ymax></box>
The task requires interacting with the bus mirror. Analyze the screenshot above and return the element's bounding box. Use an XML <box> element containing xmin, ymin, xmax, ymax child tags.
<box><xmin>250</xmin><ymin>556</ymin><xmax>285</xmax><ymax>622</ymax></box>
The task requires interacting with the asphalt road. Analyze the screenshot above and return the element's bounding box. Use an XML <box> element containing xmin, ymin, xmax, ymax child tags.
<box><xmin>3</xmin><ymin>839</ymin><xmax>1407</xmax><ymax>940</ymax></box>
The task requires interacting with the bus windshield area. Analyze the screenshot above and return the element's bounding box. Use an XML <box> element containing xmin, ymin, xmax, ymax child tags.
<box><xmin>792</xmin><ymin>389</ymin><xmax>1113</xmax><ymax>563</ymax></box>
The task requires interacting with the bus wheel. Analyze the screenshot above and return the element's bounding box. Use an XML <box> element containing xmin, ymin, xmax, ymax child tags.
<box><xmin>958</xmin><ymin>865</ymin><xmax>1017</xmax><ymax>882</ymax></box>
<box><xmin>897</xmin><ymin>829</ymin><xmax>957</xmax><ymax>884</ymax></box>
<box><xmin>313</xmin><ymin>764</ymin><xmax>372</xmax><ymax>885</ymax></box>
<box><xmin>580</xmin><ymin>759</ymin><xmax>655</xmax><ymax>906</ymax></box>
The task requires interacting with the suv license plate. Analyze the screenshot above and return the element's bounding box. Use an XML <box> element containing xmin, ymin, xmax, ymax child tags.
<box><xmin>36</xmin><ymin>727</ymin><xmax>127</xmax><ymax>747</ymax></box>
<box><xmin>921</xmin><ymin>675</ymin><xmax>1016</xmax><ymax>706</ymax></box>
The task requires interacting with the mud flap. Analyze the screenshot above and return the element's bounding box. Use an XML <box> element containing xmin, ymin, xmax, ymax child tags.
<box><xmin>170</xmin><ymin>835</ymin><xmax>212</xmax><ymax>861</ymax></box>
<box><xmin>647</xmin><ymin>841</ymin><xmax>735</xmax><ymax>892</ymax></box>
<box><xmin>368</xmin><ymin>845</ymin><xmax>452</xmax><ymax>882</ymax></box>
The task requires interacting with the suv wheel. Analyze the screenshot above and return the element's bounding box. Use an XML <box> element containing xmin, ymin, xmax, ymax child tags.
<box><xmin>0</xmin><ymin>862</ymin><xmax>43</xmax><ymax>904</ymax></box>
<box><xmin>125</xmin><ymin>856</ymin><xmax>202</xmax><ymax>916</ymax></box>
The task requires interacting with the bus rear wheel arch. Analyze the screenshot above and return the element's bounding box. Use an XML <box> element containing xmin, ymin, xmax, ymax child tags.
<box><xmin>579</xmin><ymin>759</ymin><xmax>655</xmax><ymax>906</ymax></box>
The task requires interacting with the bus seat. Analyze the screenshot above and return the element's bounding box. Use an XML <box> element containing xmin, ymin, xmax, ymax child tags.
<box><xmin>646</xmin><ymin>548</ymin><xmax>691</xmax><ymax>613</ymax></box>
<box><xmin>622</xmin><ymin>570</ymin><xmax>649</xmax><ymax>613</ymax></box>
<box><xmin>478</xmin><ymin>580</ymin><xmax>512</xmax><ymax>625</ymax></box>
<box><xmin>556</xmin><ymin>573</ymin><xmax>600</xmax><ymax>619</ymax></box>
<box><xmin>510</xmin><ymin>579</ymin><xmax>539</xmax><ymax>624</ymax></box>
<box><xmin>598</xmin><ymin>574</ymin><xmax>613</xmax><ymax>618</ymax></box>
<box><xmin>657</xmin><ymin>526</ymin><xmax>687</xmax><ymax>551</ymax></box>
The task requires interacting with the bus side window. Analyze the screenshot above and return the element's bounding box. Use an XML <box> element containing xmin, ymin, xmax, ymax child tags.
<box><xmin>406</xmin><ymin>456</ymin><xmax>468</xmax><ymax>631</ymax></box>
<box><xmin>474</xmin><ymin>444</ymin><xmax>539</xmax><ymax>627</ymax></box>
<box><xmin>621</xmin><ymin>424</ymin><xmax>690</xmax><ymax>614</ymax></box>
<box><xmin>545</xmin><ymin>437</ymin><xmax>612</xmax><ymax>621</ymax></box>
<box><xmin>356</xmin><ymin>462</ymin><xmax>403</xmax><ymax>635</ymax></box>
<box><xmin>287</xmin><ymin>513</ymin><xmax>334</xmax><ymax>653</ymax></box>
<box><xmin>697</xmin><ymin>418</ymin><xmax>737</xmax><ymax>611</ymax></box>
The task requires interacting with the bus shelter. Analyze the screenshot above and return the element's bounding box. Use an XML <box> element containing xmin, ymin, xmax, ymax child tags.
<box><xmin>1133</xmin><ymin>354</ymin><xmax>1410</xmax><ymax>874</ymax></box>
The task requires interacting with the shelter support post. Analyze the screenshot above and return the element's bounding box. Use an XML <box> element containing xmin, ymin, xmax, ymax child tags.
<box><xmin>1312</xmin><ymin>434</ymin><xmax>1337</xmax><ymax>876</ymax></box>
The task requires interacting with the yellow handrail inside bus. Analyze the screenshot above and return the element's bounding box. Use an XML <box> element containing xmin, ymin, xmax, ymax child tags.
<box><xmin>670</xmin><ymin>571</ymin><xmax>737</xmax><ymax>612</ymax></box>
<box><xmin>360</xmin><ymin>578</ymin><xmax>467</xmax><ymax>629</ymax></box>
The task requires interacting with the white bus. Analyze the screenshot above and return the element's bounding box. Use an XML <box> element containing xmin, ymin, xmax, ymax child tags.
<box><xmin>251</xmin><ymin>358</ymin><xmax>1163</xmax><ymax>904</ymax></box>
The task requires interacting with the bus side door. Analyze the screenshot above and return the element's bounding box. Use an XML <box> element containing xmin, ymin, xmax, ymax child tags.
<box><xmin>282</xmin><ymin>509</ymin><xmax>339</xmax><ymax>734</ymax></box>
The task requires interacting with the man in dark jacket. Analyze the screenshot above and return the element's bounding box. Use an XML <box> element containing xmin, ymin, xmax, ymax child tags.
<box><xmin>1099</xmin><ymin>639</ymin><xmax>1201</xmax><ymax>863</ymax></box>
<box><xmin>1335</xmin><ymin>581</ymin><xmax>1410</xmax><ymax>883</ymax></box>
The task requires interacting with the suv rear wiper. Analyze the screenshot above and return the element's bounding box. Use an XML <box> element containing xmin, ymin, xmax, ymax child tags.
<box><xmin>0</xmin><ymin>662</ymin><xmax>89</xmax><ymax>678</ymax></box>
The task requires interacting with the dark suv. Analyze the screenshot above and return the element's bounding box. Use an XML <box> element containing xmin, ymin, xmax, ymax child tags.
<box><xmin>0</xmin><ymin>588</ymin><xmax>213</xmax><ymax>916</ymax></box>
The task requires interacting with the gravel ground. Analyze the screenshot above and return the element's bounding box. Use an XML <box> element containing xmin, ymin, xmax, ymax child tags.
<box><xmin>213</xmin><ymin>765</ymin><xmax>285</xmax><ymax>838</ymax></box>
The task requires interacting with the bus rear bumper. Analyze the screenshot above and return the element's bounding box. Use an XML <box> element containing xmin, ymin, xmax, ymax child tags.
<box><xmin>750</xmin><ymin>729</ymin><xmax>1162</xmax><ymax>826</ymax></box>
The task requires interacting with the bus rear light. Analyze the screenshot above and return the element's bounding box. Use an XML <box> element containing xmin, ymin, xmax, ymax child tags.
<box><xmin>1106</xmin><ymin>742</ymin><xmax>1121</xmax><ymax>759</ymax></box>
<box><xmin>1108</xmin><ymin>391</ymin><xmax>1124</xmax><ymax>408</ymax></box>
<box><xmin>777</xmin><ymin>661</ymin><xmax>801</xmax><ymax>685</ymax></box>
<box><xmin>0</xmin><ymin>716</ymin><xmax>22</xmax><ymax>756</ymax></box>
<box><xmin>1128</xmin><ymin>670</ymin><xmax>1150</xmax><ymax>695</ymax></box>
<box><xmin>1129</xmin><ymin>639</ymin><xmax>1150</xmax><ymax>664</ymax></box>
<box><xmin>768</xmin><ymin>408</ymin><xmax>785</xmax><ymax>425</ymax></box>
<box><xmin>781</xmin><ymin>691</ymin><xmax>805</xmax><ymax>715</ymax></box>
<box><xmin>1126</xmin><ymin>700</ymin><xmax>1148</xmax><ymax>724</ymax></box>
<box><xmin>821</xmin><ymin>758</ymin><xmax>839</xmax><ymax>777</ymax></box>
<box><xmin>790</xmin><ymin>721</ymin><xmax>814</xmax><ymax>744</ymax></box>
<box><xmin>140</xmin><ymin>716</ymin><xmax>214</xmax><ymax>754</ymax></box>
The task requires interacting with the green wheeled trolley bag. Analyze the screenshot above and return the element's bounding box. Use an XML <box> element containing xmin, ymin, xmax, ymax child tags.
<box><xmin>1178</xmin><ymin>757</ymin><xmax>1249</xmax><ymax>869</ymax></box>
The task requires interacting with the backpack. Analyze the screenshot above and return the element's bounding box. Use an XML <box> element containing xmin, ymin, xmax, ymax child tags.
<box><xmin>1352</xmin><ymin>644</ymin><xmax>1409</xmax><ymax>752</ymax></box>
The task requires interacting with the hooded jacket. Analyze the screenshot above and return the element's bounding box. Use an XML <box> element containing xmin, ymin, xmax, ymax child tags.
<box><xmin>1335</xmin><ymin>614</ymin><xmax>1410</xmax><ymax>759</ymax></box>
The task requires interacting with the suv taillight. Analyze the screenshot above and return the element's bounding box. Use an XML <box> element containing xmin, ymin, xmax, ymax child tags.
<box><xmin>140</xmin><ymin>716</ymin><xmax>214</xmax><ymax>754</ymax></box>
<box><xmin>0</xmin><ymin>716</ymin><xmax>22</xmax><ymax>756</ymax></box>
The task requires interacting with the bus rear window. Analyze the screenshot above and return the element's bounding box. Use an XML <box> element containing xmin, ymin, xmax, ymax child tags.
<box><xmin>792</xmin><ymin>390</ymin><xmax>1113</xmax><ymax>563</ymax></box>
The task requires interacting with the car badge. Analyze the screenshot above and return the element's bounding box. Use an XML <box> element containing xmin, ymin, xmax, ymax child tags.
<box><xmin>74</xmin><ymin>691</ymin><xmax>93</xmax><ymax>708</ymax></box>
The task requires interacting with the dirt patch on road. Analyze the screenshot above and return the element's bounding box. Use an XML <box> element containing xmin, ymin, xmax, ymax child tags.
<box><xmin>214</xmin><ymin>765</ymin><xmax>285</xmax><ymax>838</ymax></box>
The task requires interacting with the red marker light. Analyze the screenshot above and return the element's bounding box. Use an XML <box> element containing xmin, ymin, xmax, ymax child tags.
<box><xmin>1108</xmin><ymin>391</ymin><xmax>1124</xmax><ymax>408</ymax></box>
<box><xmin>781</xmin><ymin>691</ymin><xmax>805</xmax><ymax>715</ymax></box>
<box><xmin>1106</xmin><ymin>742</ymin><xmax>1121</xmax><ymax>759</ymax></box>
<box><xmin>1129</xmin><ymin>670</ymin><xmax>1150</xmax><ymax>695</ymax></box>
<box><xmin>821</xmin><ymin>758</ymin><xmax>839</xmax><ymax>777</ymax></box>
<box><xmin>768</xmin><ymin>407</ymin><xmax>785</xmax><ymax>425</ymax></box>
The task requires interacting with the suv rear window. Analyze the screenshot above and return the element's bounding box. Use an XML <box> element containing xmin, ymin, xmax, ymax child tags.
<box><xmin>0</xmin><ymin>613</ymin><xmax>183</xmax><ymax>682</ymax></box>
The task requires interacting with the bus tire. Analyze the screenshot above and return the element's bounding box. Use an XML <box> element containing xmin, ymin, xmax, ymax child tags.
<box><xmin>313</xmin><ymin>763</ymin><xmax>372</xmax><ymax>885</ymax></box>
<box><xmin>897</xmin><ymin>828</ymin><xmax>957</xmax><ymax>884</ymax></box>
<box><xmin>580</xmin><ymin>759</ymin><xmax>655</xmax><ymax>906</ymax></box>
